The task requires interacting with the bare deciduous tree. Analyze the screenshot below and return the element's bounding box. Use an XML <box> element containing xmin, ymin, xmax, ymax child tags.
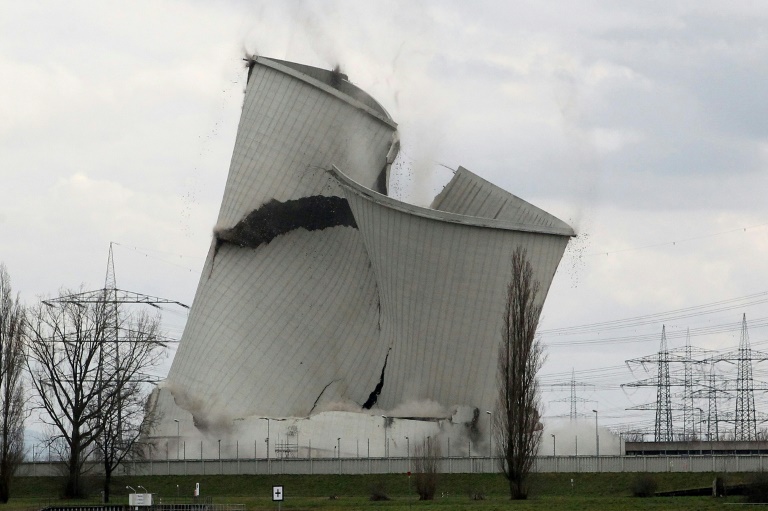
<box><xmin>494</xmin><ymin>247</ymin><xmax>545</xmax><ymax>500</ymax></box>
<box><xmin>413</xmin><ymin>437</ymin><xmax>441</xmax><ymax>500</ymax></box>
<box><xmin>96</xmin><ymin>309</ymin><xmax>163</xmax><ymax>503</ymax></box>
<box><xmin>623</xmin><ymin>430</ymin><xmax>647</xmax><ymax>443</ymax></box>
<box><xmin>25</xmin><ymin>289</ymin><xmax>164</xmax><ymax>499</ymax></box>
<box><xmin>25</xmin><ymin>290</ymin><xmax>111</xmax><ymax>497</ymax></box>
<box><xmin>0</xmin><ymin>265</ymin><xmax>25</xmax><ymax>502</ymax></box>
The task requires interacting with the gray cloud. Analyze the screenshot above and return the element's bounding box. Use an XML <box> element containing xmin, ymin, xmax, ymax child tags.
<box><xmin>4</xmin><ymin>0</ymin><xmax>768</xmax><ymax>431</ymax></box>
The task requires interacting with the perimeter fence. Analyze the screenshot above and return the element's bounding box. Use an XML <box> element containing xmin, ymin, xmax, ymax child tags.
<box><xmin>17</xmin><ymin>454</ymin><xmax>768</xmax><ymax>476</ymax></box>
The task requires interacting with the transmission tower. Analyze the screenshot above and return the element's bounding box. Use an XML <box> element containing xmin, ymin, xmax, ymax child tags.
<box><xmin>548</xmin><ymin>368</ymin><xmax>595</xmax><ymax>420</ymax></box>
<box><xmin>681</xmin><ymin>330</ymin><xmax>694</xmax><ymax>439</ymax></box>
<box><xmin>43</xmin><ymin>242</ymin><xmax>189</xmax><ymax>383</ymax></box>
<box><xmin>706</xmin><ymin>362</ymin><xmax>721</xmax><ymax>440</ymax></box>
<box><xmin>669</xmin><ymin>330</ymin><xmax>710</xmax><ymax>440</ymax></box>
<box><xmin>655</xmin><ymin>327</ymin><xmax>673</xmax><ymax>441</ymax></box>
<box><xmin>707</xmin><ymin>314</ymin><xmax>768</xmax><ymax>441</ymax></box>
<box><xmin>736</xmin><ymin>314</ymin><xmax>757</xmax><ymax>440</ymax></box>
<box><xmin>624</xmin><ymin>326</ymin><xmax>690</xmax><ymax>441</ymax></box>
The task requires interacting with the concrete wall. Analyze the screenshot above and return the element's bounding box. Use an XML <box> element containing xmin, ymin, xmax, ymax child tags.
<box><xmin>17</xmin><ymin>455</ymin><xmax>768</xmax><ymax>477</ymax></box>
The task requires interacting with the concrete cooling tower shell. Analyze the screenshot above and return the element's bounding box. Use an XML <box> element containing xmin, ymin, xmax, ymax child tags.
<box><xmin>149</xmin><ymin>57</ymin><xmax>574</xmax><ymax>452</ymax></box>
<box><xmin>161</xmin><ymin>57</ymin><xmax>397</xmax><ymax>427</ymax></box>
<box><xmin>328</xmin><ymin>166</ymin><xmax>572</xmax><ymax>413</ymax></box>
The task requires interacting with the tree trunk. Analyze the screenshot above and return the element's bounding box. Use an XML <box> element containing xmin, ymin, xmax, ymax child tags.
<box><xmin>66</xmin><ymin>435</ymin><xmax>82</xmax><ymax>498</ymax></box>
<box><xmin>66</xmin><ymin>465</ymin><xmax>80</xmax><ymax>498</ymax></box>
<box><xmin>103</xmin><ymin>461</ymin><xmax>112</xmax><ymax>502</ymax></box>
<box><xmin>0</xmin><ymin>437</ymin><xmax>9</xmax><ymax>503</ymax></box>
<box><xmin>510</xmin><ymin>477</ymin><xmax>527</xmax><ymax>500</ymax></box>
<box><xmin>0</xmin><ymin>479</ymin><xmax>8</xmax><ymax>503</ymax></box>
<box><xmin>0</xmin><ymin>457</ymin><xmax>9</xmax><ymax>503</ymax></box>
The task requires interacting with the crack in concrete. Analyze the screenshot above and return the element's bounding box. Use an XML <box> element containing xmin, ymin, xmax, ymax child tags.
<box><xmin>309</xmin><ymin>378</ymin><xmax>341</xmax><ymax>415</ymax></box>
<box><xmin>362</xmin><ymin>349</ymin><xmax>390</xmax><ymax>409</ymax></box>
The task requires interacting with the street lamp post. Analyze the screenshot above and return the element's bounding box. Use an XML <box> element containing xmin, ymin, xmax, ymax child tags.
<box><xmin>551</xmin><ymin>434</ymin><xmax>556</xmax><ymax>456</ymax></box>
<box><xmin>174</xmin><ymin>419</ymin><xmax>180</xmax><ymax>460</ymax></box>
<box><xmin>337</xmin><ymin>437</ymin><xmax>341</xmax><ymax>459</ymax></box>
<box><xmin>405</xmin><ymin>436</ymin><xmax>411</xmax><ymax>474</ymax></box>
<box><xmin>486</xmin><ymin>411</ymin><xmax>492</xmax><ymax>457</ymax></box>
<box><xmin>232</xmin><ymin>418</ymin><xmax>244</xmax><ymax>462</ymax></box>
<box><xmin>260</xmin><ymin>417</ymin><xmax>271</xmax><ymax>461</ymax></box>
<box><xmin>592</xmin><ymin>409</ymin><xmax>599</xmax><ymax>457</ymax></box>
<box><xmin>405</xmin><ymin>436</ymin><xmax>410</xmax><ymax>468</ymax></box>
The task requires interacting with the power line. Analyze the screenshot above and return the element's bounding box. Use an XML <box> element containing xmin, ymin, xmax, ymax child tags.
<box><xmin>582</xmin><ymin>221</ymin><xmax>768</xmax><ymax>258</ymax></box>
<box><xmin>541</xmin><ymin>291</ymin><xmax>768</xmax><ymax>336</ymax></box>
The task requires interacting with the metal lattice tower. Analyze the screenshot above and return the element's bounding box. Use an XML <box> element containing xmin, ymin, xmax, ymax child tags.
<box><xmin>569</xmin><ymin>368</ymin><xmax>579</xmax><ymax>420</ymax></box>
<box><xmin>706</xmin><ymin>314</ymin><xmax>768</xmax><ymax>440</ymax></box>
<box><xmin>735</xmin><ymin>314</ymin><xmax>757</xmax><ymax>440</ymax></box>
<box><xmin>105</xmin><ymin>242</ymin><xmax>117</xmax><ymax>296</ymax></box>
<box><xmin>681</xmin><ymin>330</ymin><xmax>697</xmax><ymax>440</ymax></box>
<box><xmin>104</xmin><ymin>242</ymin><xmax>119</xmax><ymax>365</ymax></box>
<box><xmin>624</xmin><ymin>325</ymin><xmax>687</xmax><ymax>441</ymax></box>
<box><xmin>45</xmin><ymin>243</ymin><xmax>189</xmax><ymax>311</ymax></box>
<box><xmin>706</xmin><ymin>362</ymin><xmax>720</xmax><ymax>441</ymax></box>
<box><xmin>43</xmin><ymin>242</ymin><xmax>189</xmax><ymax>383</ymax></box>
<box><xmin>548</xmin><ymin>368</ymin><xmax>594</xmax><ymax>421</ymax></box>
<box><xmin>670</xmin><ymin>332</ymin><xmax>708</xmax><ymax>440</ymax></box>
<box><xmin>655</xmin><ymin>326</ymin><xmax>674</xmax><ymax>442</ymax></box>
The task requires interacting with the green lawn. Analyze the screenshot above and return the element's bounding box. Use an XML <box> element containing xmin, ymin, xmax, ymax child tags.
<box><xmin>3</xmin><ymin>472</ymin><xmax>751</xmax><ymax>510</ymax></box>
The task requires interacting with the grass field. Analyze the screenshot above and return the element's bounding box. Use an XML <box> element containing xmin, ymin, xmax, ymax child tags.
<box><xmin>2</xmin><ymin>472</ymin><xmax>755</xmax><ymax>510</ymax></box>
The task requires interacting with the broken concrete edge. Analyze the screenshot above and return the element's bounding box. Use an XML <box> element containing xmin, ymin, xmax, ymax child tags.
<box><xmin>327</xmin><ymin>165</ymin><xmax>576</xmax><ymax>238</ymax></box>
<box><xmin>208</xmin><ymin>195</ymin><xmax>358</xmax><ymax>276</ymax></box>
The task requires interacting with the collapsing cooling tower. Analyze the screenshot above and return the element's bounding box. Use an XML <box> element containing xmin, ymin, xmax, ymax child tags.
<box><xmin>150</xmin><ymin>57</ymin><xmax>574</xmax><ymax>446</ymax></box>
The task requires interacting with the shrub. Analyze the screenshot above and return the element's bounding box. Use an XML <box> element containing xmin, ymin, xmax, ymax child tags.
<box><xmin>745</xmin><ymin>473</ymin><xmax>768</xmax><ymax>503</ymax></box>
<box><xmin>469</xmin><ymin>490</ymin><xmax>486</xmax><ymax>500</ymax></box>
<box><xmin>413</xmin><ymin>439</ymin><xmax>441</xmax><ymax>500</ymax></box>
<box><xmin>631</xmin><ymin>474</ymin><xmax>658</xmax><ymax>498</ymax></box>
<box><xmin>368</xmin><ymin>479</ymin><xmax>390</xmax><ymax>501</ymax></box>
<box><xmin>414</xmin><ymin>470</ymin><xmax>438</xmax><ymax>500</ymax></box>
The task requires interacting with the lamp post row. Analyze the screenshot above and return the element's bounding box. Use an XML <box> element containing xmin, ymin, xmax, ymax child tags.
<box><xmin>169</xmin><ymin>410</ymin><xmax>606</xmax><ymax>460</ymax></box>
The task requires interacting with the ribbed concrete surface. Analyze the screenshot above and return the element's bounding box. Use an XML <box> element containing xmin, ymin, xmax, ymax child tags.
<box><xmin>151</xmin><ymin>57</ymin><xmax>573</xmax><ymax>453</ymax></box>
<box><xmin>161</xmin><ymin>57</ymin><xmax>397</xmax><ymax>427</ymax></box>
<box><xmin>432</xmin><ymin>166</ymin><xmax>572</xmax><ymax>231</ymax></box>
<box><xmin>217</xmin><ymin>58</ymin><xmax>395</xmax><ymax>227</ymax></box>
<box><xmin>330</xmin><ymin>166</ymin><xmax>570</xmax><ymax>412</ymax></box>
<box><xmin>168</xmin><ymin>227</ymin><xmax>385</xmax><ymax>421</ymax></box>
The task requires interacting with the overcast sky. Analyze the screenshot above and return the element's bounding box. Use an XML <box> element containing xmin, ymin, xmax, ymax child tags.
<box><xmin>3</xmin><ymin>1</ymin><xmax>768</xmax><ymax>433</ymax></box>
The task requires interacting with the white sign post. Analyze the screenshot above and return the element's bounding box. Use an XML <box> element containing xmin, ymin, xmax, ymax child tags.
<box><xmin>128</xmin><ymin>493</ymin><xmax>153</xmax><ymax>507</ymax></box>
<box><xmin>272</xmin><ymin>485</ymin><xmax>284</xmax><ymax>511</ymax></box>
